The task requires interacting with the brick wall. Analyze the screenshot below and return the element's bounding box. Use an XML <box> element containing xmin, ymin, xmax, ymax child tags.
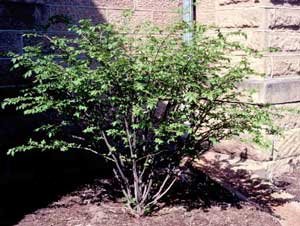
<box><xmin>0</xmin><ymin>0</ymin><xmax>182</xmax><ymax>149</ymax></box>
<box><xmin>0</xmin><ymin>3</ymin><xmax>182</xmax><ymax>220</ymax></box>
<box><xmin>0</xmin><ymin>0</ymin><xmax>181</xmax><ymax>77</ymax></box>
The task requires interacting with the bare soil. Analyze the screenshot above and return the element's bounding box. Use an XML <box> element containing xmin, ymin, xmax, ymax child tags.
<box><xmin>12</xmin><ymin>173</ymin><xmax>283</xmax><ymax>226</ymax></box>
<box><xmin>16</xmin><ymin>199</ymin><xmax>281</xmax><ymax>226</ymax></box>
<box><xmin>2</xmin><ymin>153</ymin><xmax>299</xmax><ymax>226</ymax></box>
<box><xmin>277</xmin><ymin>169</ymin><xmax>300</xmax><ymax>200</ymax></box>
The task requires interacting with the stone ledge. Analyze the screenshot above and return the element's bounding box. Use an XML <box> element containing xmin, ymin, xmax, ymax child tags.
<box><xmin>240</xmin><ymin>76</ymin><xmax>300</xmax><ymax>103</ymax></box>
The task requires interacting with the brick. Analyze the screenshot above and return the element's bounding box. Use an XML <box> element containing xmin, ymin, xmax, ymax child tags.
<box><xmin>7</xmin><ymin>0</ymin><xmax>45</xmax><ymax>3</ymax></box>
<box><xmin>23</xmin><ymin>34</ymin><xmax>52</xmax><ymax>53</ymax></box>
<box><xmin>134</xmin><ymin>0</ymin><xmax>181</xmax><ymax>12</ymax></box>
<box><xmin>0</xmin><ymin>32</ymin><xmax>23</xmax><ymax>54</ymax></box>
<box><xmin>0</xmin><ymin>59</ymin><xmax>27</xmax><ymax>86</ymax></box>
<box><xmin>269</xmin><ymin>9</ymin><xmax>300</xmax><ymax>29</ymax></box>
<box><xmin>107</xmin><ymin>9</ymin><xmax>153</xmax><ymax>29</ymax></box>
<box><xmin>153</xmin><ymin>11</ymin><xmax>180</xmax><ymax>28</ymax></box>
<box><xmin>48</xmin><ymin>6</ymin><xmax>106</xmax><ymax>31</ymax></box>
<box><xmin>0</xmin><ymin>2</ymin><xmax>42</xmax><ymax>29</ymax></box>
<box><xmin>45</xmin><ymin>0</ymin><xmax>91</xmax><ymax>6</ymax></box>
<box><xmin>93</xmin><ymin>0</ymin><xmax>134</xmax><ymax>9</ymax></box>
<box><xmin>216</xmin><ymin>8</ymin><xmax>264</xmax><ymax>28</ymax></box>
<box><xmin>0</xmin><ymin>59</ymin><xmax>12</xmax><ymax>78</ymax></box>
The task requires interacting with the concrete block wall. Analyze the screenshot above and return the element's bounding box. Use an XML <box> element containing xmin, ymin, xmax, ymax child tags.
<box><xmin>196</xmin><ymin>0</ymin><xmax>300</xmax><ymax>103</ymax></box>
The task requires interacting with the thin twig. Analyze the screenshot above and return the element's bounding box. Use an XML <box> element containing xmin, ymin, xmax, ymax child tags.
<box><xmin>80</xmin><ymin>147</ymin><xmax>114</xmax><ymax>162</ymax></box>
<box><xmin>136</xmin><ymin>150</ymin><xmax>168</xmax><ymax>163</ymax></box>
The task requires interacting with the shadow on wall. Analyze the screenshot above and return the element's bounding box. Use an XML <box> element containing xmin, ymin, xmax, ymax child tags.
<box><xmin>0</xmin><ymin>0</ymin><xmax>182</xmax><ymax>224</ymax></box>
<box><xmin>271</xmin><ymin>0</ymin><xmax>300</xmax><ymax>5</ymax></box>
<box><xmin>0</xmin><ymin>1</ymin><xmax>108</xmax><ymax>225</ymax></box>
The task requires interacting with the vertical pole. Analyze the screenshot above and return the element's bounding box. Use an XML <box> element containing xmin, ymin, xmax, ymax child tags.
<box><xmin>183</xmin><ymin>0</ymin><xmax>193</xmax><ymax>42</ymax></box>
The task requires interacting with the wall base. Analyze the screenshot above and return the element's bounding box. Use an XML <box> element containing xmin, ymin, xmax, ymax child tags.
<box><xmin>240</xmin><ymin>77</ymin><xmax>300</xmax><ymax>104</ymax></box>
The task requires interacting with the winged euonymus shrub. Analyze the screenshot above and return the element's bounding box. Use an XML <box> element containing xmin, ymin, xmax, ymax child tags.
<box><xmin>2</xmin><ymin>20</ymin><xmax>277</xmax><ymax>216</ymax></box>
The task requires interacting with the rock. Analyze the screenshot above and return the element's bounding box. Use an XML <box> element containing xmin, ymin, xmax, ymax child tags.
<box><xmin>210</xmin><ymin>140</ymin><xmax>270</xmax><ymax>161</ymax></box>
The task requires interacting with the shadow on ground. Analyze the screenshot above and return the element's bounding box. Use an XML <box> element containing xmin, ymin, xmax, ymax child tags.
<box><xmin>162</xmin><ymin>164</ymin><xmax>242</xmax><ymax>211</ymax></box>
<box><xmin>0</xmin><ymin>1</ymin><xmax>108</xmax><ymax>225</ymax></box>
<box><xmin>192</xmin><ymin>157</ymin><xmax>292</xmax><ymax>214</ymax></box>
<box><xmin>1</xmin><ymin>151</ymin><xmax>294</xmax><ymax>226</ymax></box>
<box><xmin>0</xmin><ymin>146</ymin><xmax>111</xmax><ymax>226</ymax></box>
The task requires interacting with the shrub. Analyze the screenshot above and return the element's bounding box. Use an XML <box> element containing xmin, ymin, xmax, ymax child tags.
<box><xmin>2</xmin><ymin>20</ymin><xmax>276</xmax><ymax>216</ymax></box>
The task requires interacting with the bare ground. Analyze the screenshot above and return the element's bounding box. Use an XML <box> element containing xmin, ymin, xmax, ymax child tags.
<box><xmin>2</xmin><ymin>148</ymin><xmax>299</xmax><ymax>226</ymax></box>
<box><xmin>9</xmin><ymin>161</ymin><xmax>291</xmax><ymax>226</ymax></box>
<box><xmin>15</xmin><ymin>181</ymin><xmax>281</xmax><ymax>226</ymax></box>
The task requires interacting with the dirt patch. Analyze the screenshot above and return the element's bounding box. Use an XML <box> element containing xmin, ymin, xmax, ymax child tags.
<box><xmin>277</xmin><ymin>168</ymin><xmax>300</xmax><ymax>200</ymax></box>
<box><xmin>16</xmin><ymin>203</ymin><xmax>282</xmax><ymax>226</ymax></box>
<box><xmin>3</xmin><ymin>154</ymin><xmax>298</xmax><ymax>226</ymax></box>
<box><xmin>15</xmin><ymin>183</ymin><xmax>281</xmax><ymax>226</ymax></box>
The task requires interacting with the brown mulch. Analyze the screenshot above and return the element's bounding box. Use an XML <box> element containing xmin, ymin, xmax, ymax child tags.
<box><xmin>16</xmin><ymin>202</ymin><xmax>282</xmax><ymax>226</ymax></box>
<box><xmin>4</xmin><ymin>161</ymin><xmax>299</xmax><ymax>226</ymax></box>
<box><xmin>14</xmin><ymin>179</ymin><xmax>282</xmax><ymax>226</ymax></box>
